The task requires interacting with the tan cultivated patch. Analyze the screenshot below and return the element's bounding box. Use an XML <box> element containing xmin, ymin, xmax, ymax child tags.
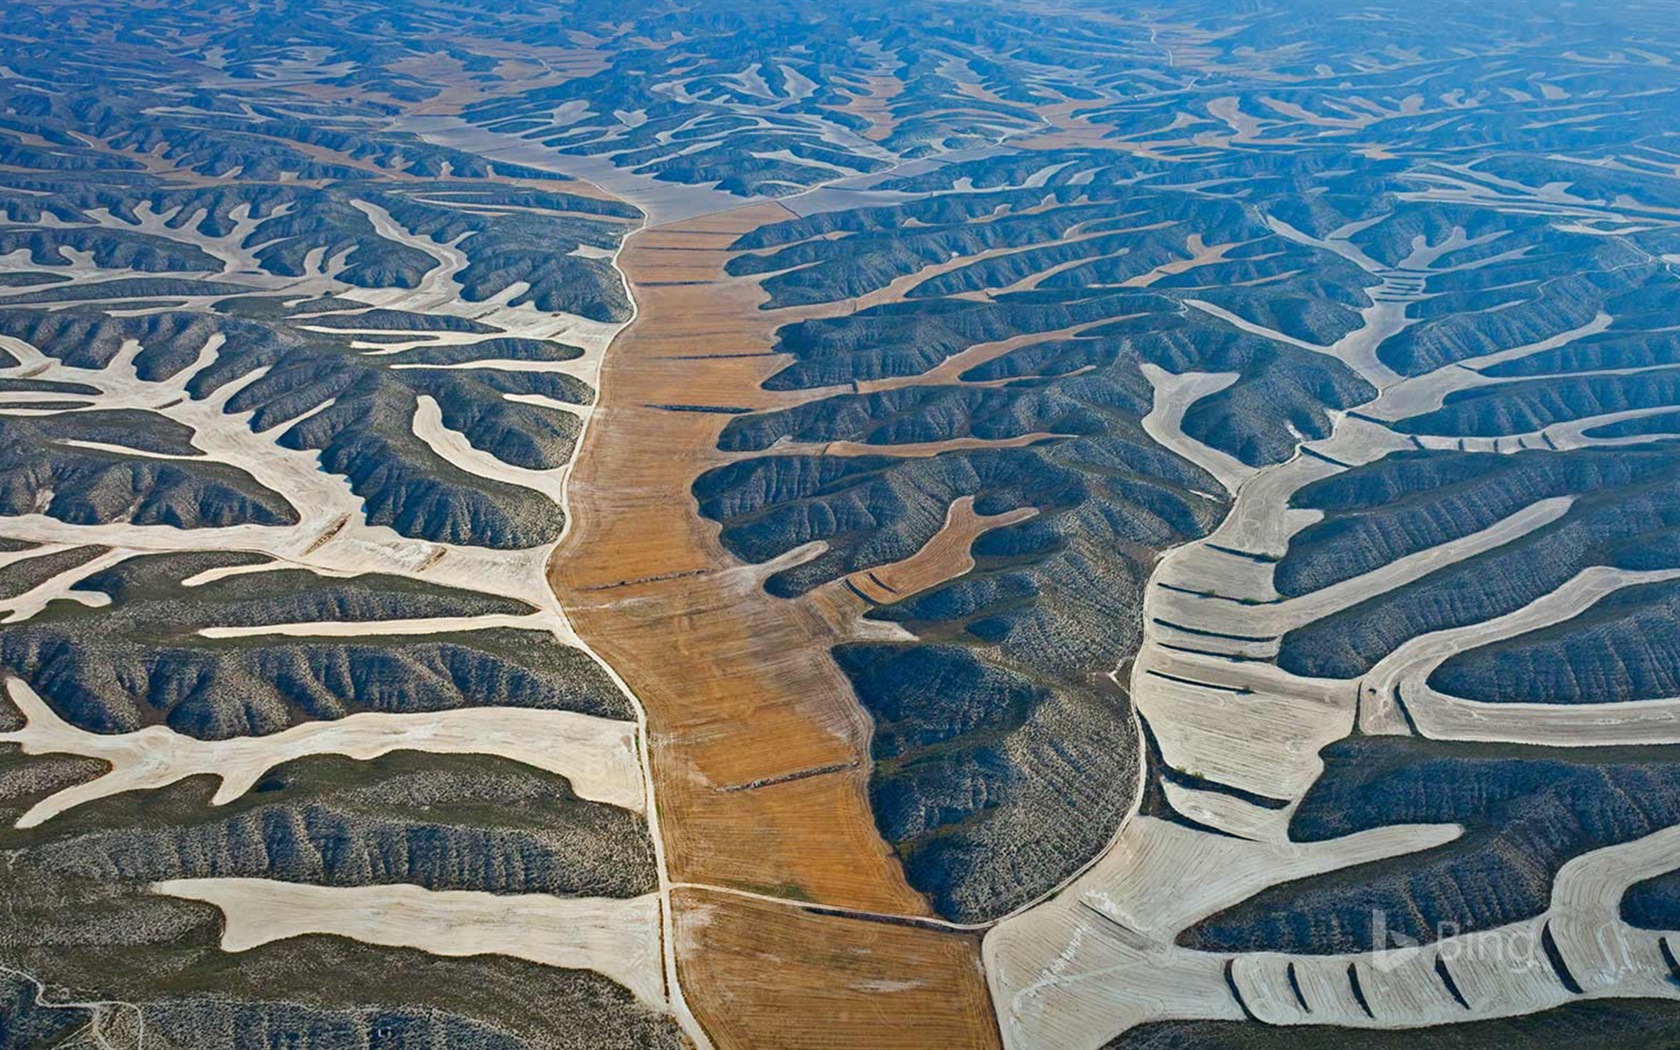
<box><xmin>842</xmin><ymin>496</ymin><xmax>1037</xmax><ymax>604</ymax></box>
<box><xmin>826</xmin><ymin>74</ymin><xmax>905</xmax><ymax>142</ymax></box>
<box><xmin>550</xmin><ymin>202</ymin><xmax>927</xmax><ymax>911</ymax></box>
<box><xmin>672</xmin><ymin>888</ymin><xmax>1000</xmax><ymax>1050</ymax></box>
<box><xmin>551</xmin><ymin>203</ymin><xmax>1007</xmax><ymax>1047</ymax></box>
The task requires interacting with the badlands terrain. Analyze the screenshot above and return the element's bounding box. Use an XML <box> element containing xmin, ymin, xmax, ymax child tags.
<box><xmin>1</xmin><ymin>0</ymin><xmax>1680</xmax><ymax>1047</ymax></box>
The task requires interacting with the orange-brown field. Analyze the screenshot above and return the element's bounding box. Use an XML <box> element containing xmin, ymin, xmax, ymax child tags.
<box><xmin>826</xmin><ymin>74</ymin><xmax>905</xmax><ymax>142</ymax></box>
<box><xmin>550</xmin><ymin>203</ymin><xmax>1003</xmax><ymax>1049</ymax></box>
<box><xmin>672</xmin><ymin>888</ymin><xmax>996</xmax><ymax>1050</ymax></box>
<box><xmin>843</xmin><ymin>496</ymin><xmax>1037</xmax><ymax>605</ymax></box>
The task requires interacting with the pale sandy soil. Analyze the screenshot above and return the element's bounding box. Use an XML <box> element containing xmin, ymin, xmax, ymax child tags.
<box><xmin>1139</xmin><ymin>365</ymin><xmax>1251</xmax><ymax>493</ymax></box>
<box><xmin>761</xmin><ymin>431</ymin><xmax>1070</xmax><ymax>459</ymax></box>
<box><xmin>0</xmin><ymin>677</ymin><xmax>647</xmax><ymax>823</ymax></box>
<box><xmin>152</xmin><ymin>879</ymin><xmax>667</xmax><ymax>1009</ymax></box>
<box><xmin>1363</xmin><ymin>565</ymin><xmax>1680</xmax><ymax>744</ymax></box>
<box><xmin>412</xmin><ymin>394</ymin><xmax>572</xmax><ymax>503</ymax></box>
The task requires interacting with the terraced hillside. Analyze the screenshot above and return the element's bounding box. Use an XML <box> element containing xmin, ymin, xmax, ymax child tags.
<box><xmin>3</xmin><ymin>1</ymin><xmax>1680</xmax><ymax>1049</ymax></box>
